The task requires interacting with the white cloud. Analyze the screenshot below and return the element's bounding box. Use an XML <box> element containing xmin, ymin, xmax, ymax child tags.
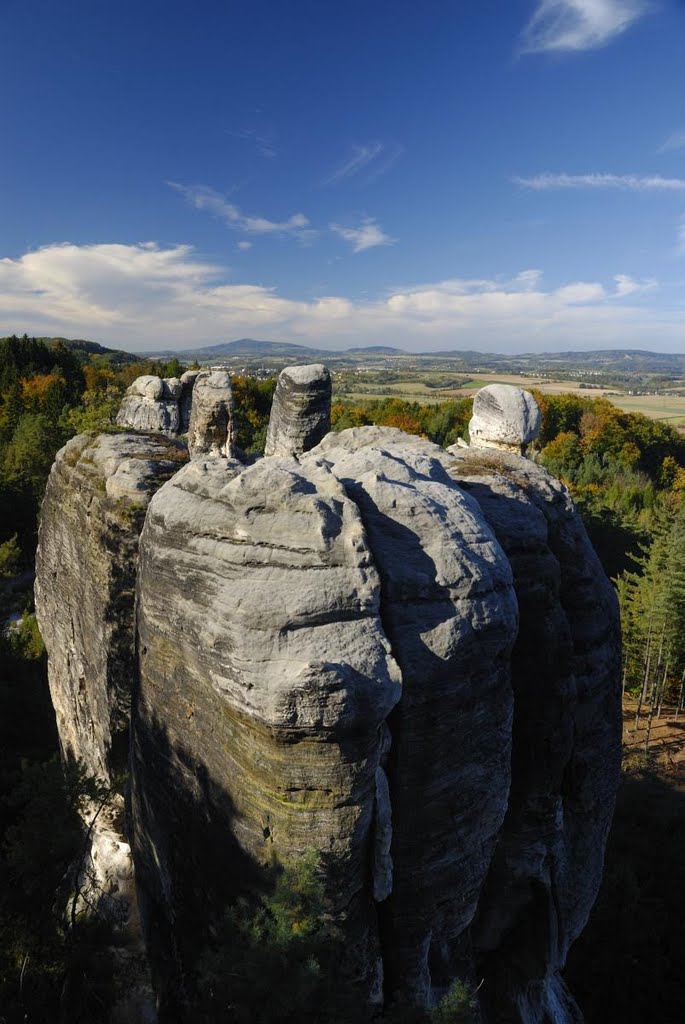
<box><xmin>658</xmin><ymin>130</ymin><xmax>685</xmax><ymax>154</ymax></box>
<box><xmin>520</xmin><ymin>0</ymin><xmax>649</xmax><ymax>54</ymax></box>
<box><xmin>330</xmin><ymin>218</ymin><xmax>396</xmax><ymax>252</ymax></box>
<box><xmin>678</xmin><ymin>216</ymin><xmax>685</xmax><ymax>252</ymax></box>
<box><xmin>555</xmin><ymin>282</ymin><xmax>606</xmax><ymax>303</ymax></box>
<box><xmin>1</xmin><ymin>241</ymin><xmax>680</xmax><ymax>353</ymax></box>
<box><xmin>237</xmin><ymin>241</ymin><xmax>253</xmax><ymax>251</ymax></box>
<box><xmin>323</xmin><ymin>142</ymin><xmax>403</xmax><ymax>185</ymax></box>
<box><xmin>613</xmin><ymin>273</ymin><xmax>657</xmax><ymax>296</ymax></box>
<box><xmin>514</xmin><ymin>172</ymin><xmax>685</xmax><ymax>191</ymax></box>
<box><xmin>168</xmin><ymin>182</ymin><xmax>313</xmax><ymax>239</ymax></box>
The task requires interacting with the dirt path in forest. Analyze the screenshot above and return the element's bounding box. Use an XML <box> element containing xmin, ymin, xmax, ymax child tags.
<box><xmin>622</xmin><ymin>698</ymin><xmax>685</xmax><ymax>787</ymax></box>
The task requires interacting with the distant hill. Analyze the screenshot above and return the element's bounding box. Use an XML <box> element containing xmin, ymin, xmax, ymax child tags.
<box><xmin>37</xmin><ymin>337</ymin><xmax>139</xmax><ymax>365</ymax></box>
<box><xmin>346</xmin><ymin>345</ymin><xmax>405</xmax><ymax>355</ymax></box>
<box><xmin>143</xmin><ymin>338</ymin><xmax>328</xmax><ymax>361</ymax></box>
<box><xmin>143</xmin><ymin>339</ymin><xmax>409</xmax><ymax>360</ymax></box>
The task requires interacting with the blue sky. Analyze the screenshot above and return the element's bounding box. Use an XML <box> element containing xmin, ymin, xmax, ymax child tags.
<box><xmin>1</xmin><ymin>0</ymin><xmax>684</xmax><ymax>353</ymax></box>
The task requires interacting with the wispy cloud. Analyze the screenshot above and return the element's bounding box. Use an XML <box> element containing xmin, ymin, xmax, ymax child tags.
<box><xmin>237</xmin><ymin>241</ymin><xmax>253</xmax><ymax>251</ymax></box>
<box><xmin>520</xmin><ymin>0</ymin><xmax>649</xmax><ymax>54</ymax></box>
<box><xmin>678</xmin><ymin>216</ymin><xmax>685</xmax><ymax>252</ymax></box>
<box><xmin>613</xmin><ymin>274</ymin><xmax>657</xmax><ymax>296</ymax></box>
<box><xmin>330</xmin><ymin>218</ymin><xmax>396</xmax><ymax>252</ymax></box>
<box><xmin>1</xmin><ymin>242</ymin><xmax>677</xmax><ymax>352</ymax></box>
<box><xmin>168</xmin><ymin>182</ymin><xmax>313</xmax><ymax>239</ymax></box>
<box><xmin>323</xmin><ymin>142</ymin><xmax>403</xmax><ymax>185</ymax></box>
<box><xmin>227</xmin><ymin>127</ymin><xmax>277</xmax><ymax>159</ymax></box>
<box><xmin>514</xmin><ymin>172</ymin><xmax>685</xmax><ymax>191</ymax></box>
<box><xmin>659</xmin><ymin>130</ymin><xmax>685</xmax><ymax>154</ymax></box>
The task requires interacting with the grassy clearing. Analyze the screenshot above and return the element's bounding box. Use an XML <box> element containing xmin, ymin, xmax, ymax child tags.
<box><xmin>608</xmin><ymin>394</ymin><xmax>685</xmax><ymax>423</ymax></box>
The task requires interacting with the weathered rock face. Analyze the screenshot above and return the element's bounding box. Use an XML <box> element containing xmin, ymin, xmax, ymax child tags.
<box><xmin>179</xmin><ymin>370</ymin><xmax>201</xmax><ymax>432</ymax></box>
<box><xmin>264</xmin><ymin>363</ymin><xmax>332</xmax><ymax>456</ymax></box>
<box><xmin>131</xmin><ymin>429</ymin><xmax>520</xmax><ymax>1009</ymax></box>
<box><xmin>468</xmin><ymin>383</ymin><xmax>541</xmax><ymax>454</ymax></box>
<box><xmin>35</xmin><ymin>431</ymin><xmax>187</xmax><ymax>782</ymax></box>
<box><xmin>116</xmin><ymin>376</ymin><xmax>184</xmax><ymax>435</ymax></box>
<box><xmin>443</xmin><ymin>446</ymin><xmax>621</xmax><ymax>1023</ymax></box>
<box><xmin>305</xmin><ymin>429</ymin><xmax>518</xmax><ymax>1003</ymax></box>
<box><xmin>37</xmin><ymin>397</ymin><xmax>621</xmax><ymax>1024</ymax></box>
<box><xmin>132</xmin><ymin>452</ymin><xmax>404</xmax><ymax>1001</ymax></box>
<box><xmin>186</xmin><ymin>370</ymin><xmax>235</xmax><ymax>459</ymax></box>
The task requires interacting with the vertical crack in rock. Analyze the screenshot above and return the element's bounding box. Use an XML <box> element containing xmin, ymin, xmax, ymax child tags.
<box><xmin>305</xmin><ymin>427</ymin><xmax>519</xmax><ymax>1006</ymax></box>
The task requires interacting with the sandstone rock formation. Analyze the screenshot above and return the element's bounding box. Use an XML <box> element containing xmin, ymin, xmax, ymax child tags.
<box><xmin>35</xmin><ymin>431</ymin><xmax>187</xmax><ymax>1023</ymax></box>
<box><xmin>468</xmin><ymin>383</ymin><xmax>541</xmax><ymax>453</ymax></box>
<box><xmin>116</xmin><ymin>375</ymin><xmax>183</xmax><ymax>435</ymax></box>
<box><xmin>186</xmin><ymin>370</ymin><xmax>235</xmax><ymax>458</ymax></box>
<box><xmin>264</xmin><ymin>363</ymin><xmax>331</xmax><ymax>456</ymax></box>
<box><xmin>304</xmin><ymin>429</ymin><xmax>518</xmax><ymax>1003</ymax></box>
<box><xmin>179</xmin><ymin>369</ymin><xmax>201</xmax><ymax>432</ymax></box>
<box><xmin>36</xmin><ymin>386</ymin><xmax>621</xmax><ymax>1024</ymax></box>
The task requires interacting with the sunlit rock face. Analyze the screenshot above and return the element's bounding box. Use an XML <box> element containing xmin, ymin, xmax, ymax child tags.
<box><xmin>264</xmin><ymin>363</ymin><xmax>332</xmax><ymax>456</ymax></box>
<box><xmin>116</xmin><ymin>375</ymin><xmax>184</xmax><ymax>435</ymax></box>
<box><xmin>186</xmin><ymin>370</ymin><xmax>235</xmax><ymax>459</ymax></box>
<box><xmin>132</xmin><ymin>429</ymin><xmax>518</xmax><ymax>1008</ymax></box>
<box><xmin>468</xmin><ymin>383</ymin><xmax>542</xmax><ymax>454</ymax></box>
<box><xmin>132</xmin><ymin>452</ymin><xmax>404</xmax><ymax>1002</ymax></box>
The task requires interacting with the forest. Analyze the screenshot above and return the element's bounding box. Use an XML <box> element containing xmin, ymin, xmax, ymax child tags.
<box><xmin>1</xmin><ymin>335</ymin><xmax>684</xmax><ymax>1022</ymax></box>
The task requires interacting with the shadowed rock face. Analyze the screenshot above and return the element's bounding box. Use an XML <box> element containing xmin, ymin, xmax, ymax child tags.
<box><xmin>35</xmin><ymin>431</ymin><xmax>188</xmax><ymax>781</ymax></box>
<box><xmin>468</xmin><ymin>384</ymin><xmax>541</xmax><ymax>454</ymax></box>
<box><xmin>444</xmin><ymin>446</ymin><xmax>621</xmax><ymax>1023</ymax></box>
<box><xmin>264</xmin><ymin>363</ymin><xmax>332</xmax><ymax>456</ymax></box>
<box><xmin>35</xmin><ymin>431</ymin><xmax>188</xmax><ymax>1023</ymax></box>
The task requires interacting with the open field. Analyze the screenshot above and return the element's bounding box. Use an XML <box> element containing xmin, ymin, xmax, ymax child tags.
<box><xmin>336</xmin><ymin>371</ymin><xmax>685</xmax><ymax>424</ymax></box>
<box><xmin>608</xmin><ymin>393</ymin><xmax>685</xmax><ymax>425</ymax></box>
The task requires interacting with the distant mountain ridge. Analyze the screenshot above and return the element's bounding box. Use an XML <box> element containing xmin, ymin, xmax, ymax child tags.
<box><xmin>9</xmin><ymin>334</ymin><xmax>685</xmax><ymax>377</ymax></box>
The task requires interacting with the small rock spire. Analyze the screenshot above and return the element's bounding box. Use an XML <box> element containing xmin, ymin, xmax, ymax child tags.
<box><xmin>265</xmin><ymin>363</ymin><xmax>332</xmax><ymax>456</ymax></box>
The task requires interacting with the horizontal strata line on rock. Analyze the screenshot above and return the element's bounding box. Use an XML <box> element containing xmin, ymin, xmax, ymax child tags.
<box><xmin>150</xmin><ymin>527</ymin><xmax>355</xmax><ymax>560</ymax></box>
<box><xmin>381</xmin><ymin>584</ymin><xmax>513</xmax><ymax>604</ymax></box>
<box><xmin>151</xmin><ymin>554</ymin><xmax>368</xmax><ymax>575</ymax></box>
<box><xmin>279</xmin><ymin>608</ymin><xmax>381</xmax><ymax>631</ymax></box>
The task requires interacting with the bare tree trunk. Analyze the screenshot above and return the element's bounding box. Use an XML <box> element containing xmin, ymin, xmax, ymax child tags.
<box><xmin>644</xmin><ymin>627</ymin><xmax>666</xmax><ymax>755</ymax></box>
<box><xmin>657</xmin><ymin>655</ymin><xmax>670</xmax><ymax>719</ymax></box>
<box><xmin>635</xmin><ymin>623</ymin><xmax>654</xmax><ymax>729</ymax></box>
<box><xmin>676</xmin><ymin>667</ymin><xmax>685</xmax><ymax>720</ymax></box>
